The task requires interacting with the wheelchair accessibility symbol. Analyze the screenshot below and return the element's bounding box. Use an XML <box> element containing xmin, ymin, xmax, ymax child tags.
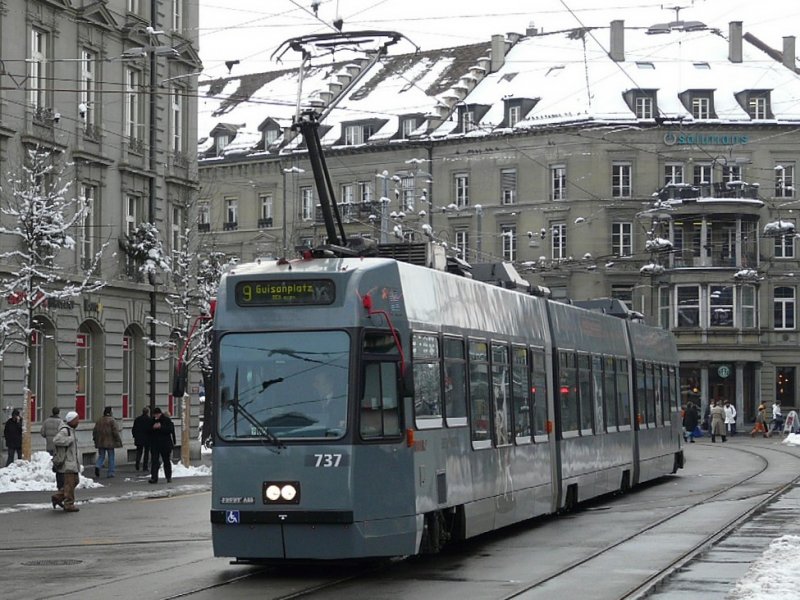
<box><xmin>226</xmin><ymin>510</ymin><xmax>240</xmax><ymax>525</ymax></box>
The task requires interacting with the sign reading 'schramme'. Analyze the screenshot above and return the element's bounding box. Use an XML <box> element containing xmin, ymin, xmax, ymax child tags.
<box><xmin>664</xmin><ymin>132</ymin><xmax>749</xmax><ymax>146</ymax></box>
<box><xmin>235</xmin><ymin>279</ymin><xmax>335</xmax><ymax>306</ymax></box>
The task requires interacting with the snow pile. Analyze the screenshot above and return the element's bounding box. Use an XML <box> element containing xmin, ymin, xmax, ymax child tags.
<box><xmin>728</xmin><ymin>535</ymin><xmax>800</xmax><ymax>599</ymax></box>
<box><xmin>645</xmin><ymin>237</ymin><xmax>673</xmax><ymax>253</ymax></box>
<box><xmin>0</xmin><ymin>451</ymin><xmax>103</xmax><ymax>492</ymax></box>
<box><xmin>763</xmin><ymin>220</ymin><xmax>796</xmax><ymax>237</ymax></box>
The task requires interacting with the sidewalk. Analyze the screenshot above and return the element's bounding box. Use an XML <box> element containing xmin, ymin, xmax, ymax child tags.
<box><xmin>0</xmin><ymin>455</ymin><xmax>212</xmax><ymax>512</ymax></box>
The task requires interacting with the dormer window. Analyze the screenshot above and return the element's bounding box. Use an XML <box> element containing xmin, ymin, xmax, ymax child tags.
<box><xmin>736</xmin><ymin>90</ymin><xmax>773</xmax><ymax>120</ymax></box>
<box><xmin>400</xmin><ymin>116</ymin><xmax>420</xmax><ymax>139</ymax></box>
<box><xmin>679</xmin><ymin>90</ymin><xmax>716</xmax><ymax>119</ymax></box>
<box><xmin>508</xmin><ymin>105</ymin><xmax>521</xmax><ymax>127</ymax></box>
<box><xmin>342</xmin><ymin>120</ymin><xmax>381</xmax><ymax>145</ymax></box>
<box><xmin>462</xmin><ymin>110</ymin><xmax>475</xmax><ymax>132</ymax></box>
<box><xmin>215</xmin><ymin>133</ymin><xmax>229</xmax><ymax>156</ymax></box>
<box><xmin>264</xmin><ymin>128</ymin><xmax>279</xmax><ymax>146</ymax></box>
<box><xmin>624</xmin><ymin>89</ymin><xmax>657</xmax><ymax>120</ymax></box>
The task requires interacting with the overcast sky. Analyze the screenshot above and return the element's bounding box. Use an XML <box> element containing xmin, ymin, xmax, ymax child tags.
<box><xmin>197</xmin><ymin>0</ymin><xmax>800</xmax><ymax>79</ymax></box>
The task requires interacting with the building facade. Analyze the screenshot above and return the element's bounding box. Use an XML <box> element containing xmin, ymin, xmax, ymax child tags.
<box><xmin>0</xmin><ymin>0</ymin><xmax>200</xmax><ymax>459</ymax></box>
<box><xmin>197</xmin><ymin>19</ymin><xmax>800</xmax><ymax>425</ymax></box>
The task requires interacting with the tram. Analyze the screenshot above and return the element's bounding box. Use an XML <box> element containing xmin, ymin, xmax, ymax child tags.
<box><xmin>207</xmin><ymin>255</ymin><xmax>683</xmax><ymax>560</ymax></box>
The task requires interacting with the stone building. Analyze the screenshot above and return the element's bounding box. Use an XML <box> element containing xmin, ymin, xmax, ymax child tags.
<box><xmin>197</xmin><ymin>18</ymin><xmax>800</xmax><ymax>424</ymax></box>
<box><xmin>0</xmin><ymin>0</ymin><xmax>200</xmax><ymax>460</ymax></box>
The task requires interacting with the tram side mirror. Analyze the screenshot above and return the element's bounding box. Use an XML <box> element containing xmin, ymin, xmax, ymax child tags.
<box><xmin>172</xmin><ymin>363</ymin><xmax>188</xmax><ymax>398</ymax></box>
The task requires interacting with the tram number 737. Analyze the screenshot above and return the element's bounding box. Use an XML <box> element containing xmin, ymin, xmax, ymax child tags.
<box><xmin>313</xmin><ymin>453</ymin><xmax>344</xmax><ymax>467</ymax></box>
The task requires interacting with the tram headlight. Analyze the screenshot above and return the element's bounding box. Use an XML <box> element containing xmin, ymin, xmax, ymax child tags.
<box><xmin>262</xmin><ymin>481</ymin><xmax>301</xmax><ymax>504</ymax></box>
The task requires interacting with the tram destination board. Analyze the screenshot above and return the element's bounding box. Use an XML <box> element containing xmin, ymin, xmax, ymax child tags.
<box><xmin>235</xmin><ymin>279</ymin><xmax>335</xmax><ymax>306</ymax></box>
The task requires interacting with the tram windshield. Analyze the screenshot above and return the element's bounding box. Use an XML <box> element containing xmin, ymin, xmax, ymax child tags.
<box><xmin>217</xmin><ymin>331</ymin><xmax>350</xmax><ymax>441</ymax></box>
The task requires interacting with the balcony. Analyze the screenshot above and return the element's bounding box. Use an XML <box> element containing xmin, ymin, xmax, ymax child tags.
<box><xmin>198</xmin><ymin>223</ymin><xmax>210</xmax><ymax>233</ymax></box>
<box><xmin>258</xmin><ymin>217</ymin><xmax>273</xmax><ymax>229</ymax></box>
<box><xmin>657</xmin><ymin>181</ymin><xmax>760</xmax><ymax>203</ymax></box>
<box><xmin>223</xmin><ymin>221</ymin><xmax>238</xmax><ymax>231</ymax></box>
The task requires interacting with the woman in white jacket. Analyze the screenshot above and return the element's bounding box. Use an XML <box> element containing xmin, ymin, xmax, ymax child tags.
<box><xmin>723</xmin><ymin>400</ymin><xmax>737</xmax><ymax>436</ymax></box>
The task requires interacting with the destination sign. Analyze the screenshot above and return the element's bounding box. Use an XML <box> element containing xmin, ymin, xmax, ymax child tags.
<box><xmin>235</xmin><ymin>279</ymin><xmax>335</xmax><ymax>306</ymax></box>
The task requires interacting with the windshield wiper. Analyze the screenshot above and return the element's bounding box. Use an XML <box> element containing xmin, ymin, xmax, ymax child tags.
<box><xmin>230</xmin><ymin>368</ymin><xmax>285</xmax><ymax>450</ymax></box>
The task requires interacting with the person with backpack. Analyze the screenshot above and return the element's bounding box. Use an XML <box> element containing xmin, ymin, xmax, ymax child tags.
<box><xmin>51</xmin><ymin>411</ymin><xmax>82</xmax><ymax>512</ymax></box>
<box><xmin>3</xmin><ymin>409</ymin><xmax>23</xmax><ymax>466</ymax></box>
<box><xmin>40</xmin><ymin>407</ymin><xmax>65</xmax><ymax>488</ymax></box>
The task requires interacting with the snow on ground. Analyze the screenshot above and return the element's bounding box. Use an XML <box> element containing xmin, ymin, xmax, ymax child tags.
<box><xmin>0</xmin><ymin>451</ymin><xmax>211</xmax><ymax>493</ymax></box>
<box><xmin>727</xmin><ymin>535</ymin><xmax>800</xmax><ymax>600</ymax></box>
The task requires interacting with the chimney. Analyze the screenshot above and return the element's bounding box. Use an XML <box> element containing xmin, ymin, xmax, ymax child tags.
<box><xmin>729</xmin><ymin>21</ymin><xmax>743</xmax><ymax>63</ymax></box>
<box><xmin>526</xmin><ymin>22</ymin><xmax>539</xmax><ymax>36</ymax></box>
<box><xmin>783</xmin><ymin>36</ymin><xmax>796</xmax><ymax>70</ymax></box>
<box><xmin>491</xmin><ymin>34</ymin><xmax>506</xmax><ymax>73</ymax></box>
<box><xmin>609</xmin><ymin>20</ymin><xmax>624</xmax><ymax>62</ymax></box>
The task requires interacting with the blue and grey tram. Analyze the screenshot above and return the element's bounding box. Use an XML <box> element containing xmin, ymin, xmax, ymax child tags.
<box><xmin>208</xmin><ymin>255</ymin><xmax>684</xmax><ymax>561</ymax></box>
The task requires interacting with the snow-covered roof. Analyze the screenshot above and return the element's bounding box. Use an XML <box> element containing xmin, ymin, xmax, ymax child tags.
<box><xmin>198</xmin><ymin>22</ymin><xmax>800</xmax><ymax>160</ymax></box>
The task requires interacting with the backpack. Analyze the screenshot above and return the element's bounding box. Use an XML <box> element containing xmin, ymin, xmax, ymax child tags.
<box><xmin>52</xmin><ymin>427</ymin><xmax>71</xmax><ymax>471</ymax></box>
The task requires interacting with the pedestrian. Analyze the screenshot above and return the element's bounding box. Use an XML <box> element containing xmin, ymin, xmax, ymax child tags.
<box><xmin>132</xmin><ymin>407</ymin><xmax>152</xmax><ymax>471</ymax></box>
<box><xmin>3</xmin><ymin>409</ymin><xmax>23</xmax><ymax>467</ymax></box>
<box><xmin>40</xmin><ymin>407</ymin><xmax>65</xmax><ymax>489</ymax></box>
<box><xmin>683</xmin><ymin>401</ymin><xmax>699</xmax><ymax>443</ymax></box>
<box><xmin>51</xmin><ymin>411</ymin><xmax>81</xmax><ymax>512</ymax></box>
<box><xmin>751</xmin><ymin>403</ymin><xmax>768</xmax><ymax>437</ymax></box>
<box><xmin>710</xmin><ymin>400</ymin><xmax>727</xmax><ymax>443</ymax></box>
<box><xmin>148</xmin><ymin>407</ymin><xmax>175</xmax><ymax>484</ymax></box>
<box><xmin>767</xmin><ymin>400</ymin><xmax>784</xmax><ymax>438</ymax></box>
<box><xmin>92</xmin><ymin>407</ymin><xmax>122</xmax><ymax>478</ymax></box>
<box><xmin>723</xmin><ymin>400</ymin><xmax>737</xmax><ymax>436</ymax></box>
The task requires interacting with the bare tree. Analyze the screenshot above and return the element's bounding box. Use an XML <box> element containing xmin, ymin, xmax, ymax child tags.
<box><xmin>0</xmin><ymin>146</ymin><xmax>106</xmax><ymax>458</ymax></box>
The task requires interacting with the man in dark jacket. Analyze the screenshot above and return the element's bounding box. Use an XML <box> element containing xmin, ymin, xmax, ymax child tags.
<box><xmin>132</xmin><ymin>407</ymin><xmax>152</xmax><ymax>471</ymax></box>
<box><xmin>148</xmin><ymin>407</ymin><xmax>176</xmax><ymax>484</ymax></box>
<box><xmin>3</xmin><ymin>409</ymin><xmax>23</xmax><ymax>466</ymax></box>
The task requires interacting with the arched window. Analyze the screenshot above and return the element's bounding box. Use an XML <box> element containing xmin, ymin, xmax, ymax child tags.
<box><xmin>122</xmin><ymin>324</ymin><xmax>146</xmax><ymax>418</ymax></box>
<box><xmin>76</xmin><ymin>320</ymin><xmax>104</xmax><ymax>420</ymax></box>
<box><xmin>30</xmin><ymin>316</ymin><xmax>56</xmax><ymax>422</ymax></box>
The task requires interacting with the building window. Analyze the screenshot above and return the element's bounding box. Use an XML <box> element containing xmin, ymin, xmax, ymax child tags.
<box><xmin>676</xmin><ymin>285</ymin><xmax>700</xmax><ymax>327</ymax></box>
<box><xmin>634</xmin><ymin>95</ymin><xmax>654</xmax><ymax>119</ymax></box>
<box><xmin>462</xmin><ymin>110</ymin><xmax>475</xmax><ymax>132</ymax></box>
<box><xmin>691</xmin><ymin>96</ymin><xmax>710</xmax><ymax>119</ymax></box>
<box><xmin>722</xmin><ymin>165</ymin><xmax>743</xmax><ymax>183</ymax></box>
<box><xmin>125</xmin><ymin>68</ymin><xmax>142</xmax><ymax>141</ymax></box>
<box><xmin>508</xmin><ymin>105</ymin><xmax>521</xmax><ymax>127</ymax></box>
<box><xmin>659</xmin><ymin>287</ymin><xmax>671</xmax><ymax>329</ymax></box>
<box><xmin>500</xmin><ymin>168</ymin><xmax>517</xmax><ymax>205</ymax></box>
<box><xmin>501</xmin><ymin>225</ymin><xmax>516</xmax><ymax>262</ymax></box>
<box><xmin>358</xmin><ymin>181</ymin><xmax>373</xmax><ymax>204</ymax></box>
<box><xmin>171</xmin><ymin>205</ymin><xmax>183</xmax><ymax>256</ymax></box>
<box><xmin>127</xmin><ymin>0</ymin><xmax>140</xmax><ymax>13</ymax></box>
<box><xmin>198</xmin><ymin>205</ymin><xmax>210</xmax><ymax>231</ymax></box>
<box><xmin>215</xmin><ymin>133</ymin><xmax>229</xmax><ymax>157</ymax></box>
<box><xmin>170</xmin><ymin>86</ymin><xmax>184</xmax><ymax>153</ymax></box>
<box><xmin>125</xmin><ymin>195</ymin><xmax>141</xmax><ymax>237</ymax></box>
<box><xmin>259</xmin><ymin>193</ymin><xmax>273</xmax><ymax>227</ymax></box>
<box><xmin>172</xmin><ymin>0</ymin><xmax>183</xmax><ymax>32</ymax></box>
<box><xmin>29</xmin><ymin>28</ymin><xmax>49</xmax><ymax>109</ymax></box>
<box><xmin>612</xmin><ymin>162</ymin><xmax>632</xmax><ymax>197</ymax></box>
<box><xmin>79</xmin><ymin>184</ymin><xmax>96</xmax><ymax>270</ymax></box>
<box><xmin>224</xmin><ymin>197</ymin><xmax>238</xmax><ymax>229</ymax></box>
<box><xmin>400</xmin><ymin>118</ymin><xmax>418</xmax><ymax>139</ymax></box>
<box><xmin>80</xmin><ymin>48</ymin><xmax>96</xmax><ymax>128</ymax></box>
<box><xmin>301</xmin><ymin>187</ymin><xmax>314</xmax><ymax>221</ymax></box>
<box><xmin>400</xmin><ymin>176</ymin><xmax>415</xmax><ymax>211</ymax></box>
<box><xmin>551</xmin><ymin>165</ymin><xmax>566</xmax><ymax>200</ymax></box>
<box><xmin>612</xmin><ymin>285</ymin><xmax>634</xmax><ymax>310</ymax></box>
<box><xmin>664</xmin><ymin>163</ymin><xmax>684</xmax><ymax>185</ymax></box>
<box><xmin>776</xmin><ymin>367</ymin><xmax>795</xmax><ymax>407</ymax></box>
<box><xmin>552</xmin><ymin>222</ymin><xmax>566</xmax><ymax>260</ymax></box>
<box><xmin>344</xmin><ymin>125</ymin><xmax>364</xmax><ymax>145</ymax></box>
<box><xmin>775</xmin><ymin>164</ymin><xmax>794</xmax><ymax>198</ymax></box>
<box><xmin>709</xmin><ymin>285</ymin><xmax>734</xmax><ymax>327</ymax></box>
<box><xmin>455</xmin><ymin>230</ymin><xmax>469</xmax><ymax>259</ymax></box>
<box><xmin>748</xmin><ymin>93</ymin><xmax>769</xmax><ymax>119</ymax></box>
<box><xmin>741</xmin><ymin>285</ymin><xmax>757</xmax><ymax>329</ymax></box>
<box><xmin>611</xmin><ymin>222</ymin><xmax>632</xmax><ymax>257</ymax></box>
<box><xmin>774</xmin><ymin>286</ymin><xmax>795</xmax><ymax>330</ymax></box>
<box><xmin>693</xmin><ymin>164</ymin><xmax>712</xmax><ymax>185</ymax></box>
<box><xmin>775</xmin><ymin>219</ymin><xmax>795</xmax><ymax>258</ymax></box>
<box><xmin>454</xmin><ymin>173</ymin><xmax>469</xmax><ymax>208</ymax></box>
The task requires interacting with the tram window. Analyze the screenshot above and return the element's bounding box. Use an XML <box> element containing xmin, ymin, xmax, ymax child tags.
<box><xmin>661</xmin><ymin>365</ymin><xmax>672</xmax><ymax>425</ymax></box>
<box><xmin>469</xmin><ymin>341</ymin><xmax>491</xmax><ymax>447</ymax></box>
<box><xmin>531</xmin><ymin>349</ymin><xmax>548</xmax><ymax>438</ymax></box>
<box><xmin>412</xmin><ymin>334</ymin><xmax>442</xmax><ymax>428</ymax></box>
<box><xmin>617</xmin><ymin>359</ymin><xmax>631</xmax><ymax>428</ymax></box>
<box><xmin>578</xmin><ymin>354</ymin><xmax>593</xmax><ymax>433</ymax></box>
<box><xmin>512</xmin><ymin>347</ymin><xmax>531</xmax><ymax>443</ymax></box>
<box><xmin>592</xmin><ymin>355</ymin><xmax>604</xmax><ymax>433</ymax></box>
<box><xmin>360</xmin><ymin>362</ymin><xmax>401</xmax><ymax>439</ymax></box>
<box><xmin>636</xmin><ymin>361</ymin><xmax>647</xmax><ymax>427</ymax></box>
<box><xmin>604</xmin><ymin>357</ymin><xmax>617</xmax><ymax>431</ymax></box>
<box><xmin>492</xmin><ymin>343</ymin><xmax>512</xmax><ymax>446</ymax></box>
<box><xmin>653</xmin><ymin>364</ymin><xmax>663</xmax><ymax>426</ymax></box>
<box><xmin>443</xmin><ymin>337</ymin><xmax>468</xmax><ymax>426</ymax></box>
<box><xmin>646</xmin><ymin>362</ymin><xmax>657</xmax><ymax>426</ymax></box>
<box><xmin>670</xmin><ymin>366</ymin><xmax>679</xmax><ymax>415</ymax></box>
<box><xmin>559</xmin><ymin>351</ymin><xmax>579</xmax><ymax>432</ymax></box>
